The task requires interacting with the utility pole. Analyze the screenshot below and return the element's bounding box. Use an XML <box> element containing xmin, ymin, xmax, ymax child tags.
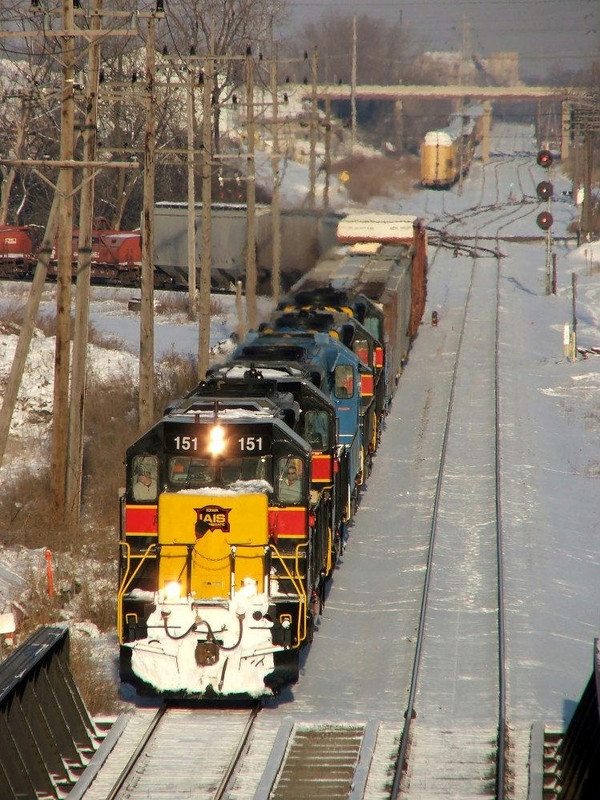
<box><xmin>351</xmin><ymin>16</ymin><xmax>357</xmax><ymax>152</ymax></box>
<box><xmin>481</xmin><ymin>100</ymin><xmax>492</xmax><ymax>164</ymax></box>
<box><xmin>0</xmin><ymin>198</ymin><xmax>60</xmax><ymax>467</ymax></box>
<box><xmin>0</xmin><ymin>0</ymin><xmax>138</xmax><ymax>506</ymax></box>
<box><xmin>198</xmin><ymin>53</ymin><xmax>214</xmax><ymax>378</ymax></box>
<box><xmin>51</xmin><ymin>0</ymin><xmax>76</xmax><ymax>518</ymax></box>
<box><xmin>561</xmin><ymin>100</ymin><xmax>571</xmax><ymax>161</ymax></box>
<box><xmin>139</xmin><ymin>11</ymin><xmax>157</xmax><ymax>432</ymax></box>
<box><xmin>323</xmin><ymin>97</ymin><xmax>332</xmax><ymax>208</ymax></box>
<box><xmin>270</xmin><ymin>40</ymin><xmax>282</xmax><ymax>304</ymax></box>
<box><xmin>186</xmin><ymin>63</ymin><xmax>197</xmax><ymax>318</ymax></box>
<box><xmin>308</xmin><ymin>47</ymin><xmax>318</xmax><ymax>209</ymax></box>
<box><xmin>66</xmin><ymin>0</ymin><xmax>102</xmax><ymax>527</ymax></box>
<box><xmin>245</xmin><ymin>46</ymin><xmax>257</xmax><ymax>331</ymax></box>
<box><xmin>581</xmin><ymin>131</ymin><xmax>594</xmax><ymax>238</ymax></box>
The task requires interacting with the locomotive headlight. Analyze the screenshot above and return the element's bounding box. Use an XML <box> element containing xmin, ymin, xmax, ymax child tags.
<box><xmin>208</xmin><ymin>424</ymin><xmax>226</xmax><ymax>456</ymax></box>
<box><xmin>164</xmin><ymin>581</ymin><xmax>182</xmax><ymax>601</ymax></box>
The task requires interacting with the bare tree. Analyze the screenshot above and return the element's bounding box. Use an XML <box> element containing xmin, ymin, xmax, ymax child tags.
<box><xmin>0</xmin><ymin>1</ymin><xmax>65</xmax><ymax>225</ymax></box>
<box><xmin>163</xmin><ymin>0</ymin><xmax>287</xmax><ymax>150</ymax></box>
<box><xmin>296</xmin><ymin>13</ymin><xmax>415</xmax><ymax>87</ymax></box>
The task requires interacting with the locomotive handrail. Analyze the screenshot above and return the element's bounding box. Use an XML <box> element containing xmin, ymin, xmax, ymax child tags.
<box><xmin>269</xmin><ymin>542</ymin><xmax>309</xmax><ymax>645</ymax></box>
<box><xmin>117</xmin><ymin>541</ymin><xmax>158</xmax><ymax>640</ymax></box>
<box><xmin>118</xmin><ymin>539</ymin><xmax>310</xmax><ymax>644</ymax></box>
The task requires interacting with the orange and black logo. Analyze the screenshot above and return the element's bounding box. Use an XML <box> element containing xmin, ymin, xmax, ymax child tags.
<box><xmin>194</xmin><ymin>504</ymin><xmax>232</xmax><ymax>538</ymax></box>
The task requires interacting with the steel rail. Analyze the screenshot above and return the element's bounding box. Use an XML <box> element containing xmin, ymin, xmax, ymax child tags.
<box><xmin>494</xmin><ymin>239</ymin><xmax>508</xmax><ymax>800</ymax></box>
<box><xmin>391</xmin><ymin>232</ymin><xmax>508</xmax><ymax>799</ymax></box>
<box><xmin>105</xmin><ymin>703</ymin><xmax>168</xmax><ymax>800</ymax></box>
<box><xmin>390</xmin><ymin>239</ymin><xmax>479</xmax><ymax>798</ymax></box>
<box><xmin>212</xmin><ymin>703</ymin><xmax>262</xmax><ymax>800</ymax></box>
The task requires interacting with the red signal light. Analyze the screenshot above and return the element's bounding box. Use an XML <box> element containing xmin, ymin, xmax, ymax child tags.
<box><xmin>536</xmin><ymin>211</ymin><xmax>553</xmax><ymax>230</ymax></box>
<box><xmin>536</xmin><ymin>180</ymin><xmax>553</xmax><ymax>201</ymax></box>
<box><xmin>536</xmin><ymin>150</ymin><xmax>553</xmax><ymax>168</ymax></box>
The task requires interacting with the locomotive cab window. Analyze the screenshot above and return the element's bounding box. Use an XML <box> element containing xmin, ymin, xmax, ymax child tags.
<box><xmin>363</xmin><ymin>315</ymin><xmax>381</xmax><ymax>341</ymax></box>
<box><xmin>334</xmin><ymin>364</ymin><xmax>354</xmax><ymax>399</ymax></box>
<box><xmin>277</xmin><ymin>457</ymin><xmax>304</xmax><ymax>505</ymax></box>
<box><xmin>132</xmin><ymin>455</ymin><xmax>158</xmax><ymax>502</ymax></box>
<box><xmin>303</xmin><ymin>410</ymin><xmax>329</xmax><ymax>450</ymax></box>
<box><xmin>169</xmin><ymin>455</ymin><xmax>271</xmax><ymax>489</ymax></box>
<box><xmin>353</xmin><ymin>338</ymin><xmax>370</xmax><ymax>366</ymax></box>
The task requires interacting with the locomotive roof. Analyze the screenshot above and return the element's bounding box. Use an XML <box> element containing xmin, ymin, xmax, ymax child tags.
<box><xmin>163</xmin><ymin>407</ymin><xmax>311</xmax><ymax>452</ymax></box>
<box><xmin>208</xmin><ymin>363</ymin><xmax>303</xmax><ymax>379</ymax></box>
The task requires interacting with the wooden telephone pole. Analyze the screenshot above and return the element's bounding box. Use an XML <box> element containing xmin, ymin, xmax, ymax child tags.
<box><xmin>245</xmin><ymin>47</ymin><xmax>257</xmax><ymax>331</ymax></box>
<box><xmin>51</xmin><ymin>0</ymin><xmax>76</xmax><ymax>518</ymax></box>
<box><xmin>138</xmin><ymin>11</ymin><xmax>158</xmax><ymax>433</ymax></box>
<box><xmin>308</xmin><ymin>47</ymin><xmax>318</xmax><ymax>209</ymax></box>
<box><xmin>66</xmin><ymin>0</ymin><xmax>103</xmax><ymax>526</ymax></box>
<box><xmin>0</xmin><ymin>7</ymin><xmax>140</xmax><ymax>506</ymax></box>
<box><xmin>270</xmin><ymin>44</ymin><xmax>282</xmax><ymax>304</ymax></box>
<box><xmin>198</xmin><ymin>53</ymin><xmax>214</xmax><ymax>378</ymax></box>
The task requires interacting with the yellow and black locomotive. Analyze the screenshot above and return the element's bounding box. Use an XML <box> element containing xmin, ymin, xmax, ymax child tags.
<box><xmin>117</xmin><ymin>213</ymin><xmax>428</xmax><ymax>699</ymax></box>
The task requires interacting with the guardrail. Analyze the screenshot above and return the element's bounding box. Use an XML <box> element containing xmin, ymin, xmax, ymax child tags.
<box><xmin>542</xmin><ymin>637</ymin><xmax>600</xmax><ymax>799</ymax></box>
<box><xmin>0</xmin><ymin>625</ymin><xmax>106</xmax><ymax>800</ymax></box>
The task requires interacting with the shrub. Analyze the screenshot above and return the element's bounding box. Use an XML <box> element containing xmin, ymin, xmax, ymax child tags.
<box><xmin>68</xmin><ymin>635</ymin><xmax>122</xmax><ymax>716</ymax></box>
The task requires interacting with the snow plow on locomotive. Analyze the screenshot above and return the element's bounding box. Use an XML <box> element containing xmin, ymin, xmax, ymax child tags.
<box><xmin>117</xmin><ymin>212</ymin><xmax>428</xmax><ymax>699</ymax></box>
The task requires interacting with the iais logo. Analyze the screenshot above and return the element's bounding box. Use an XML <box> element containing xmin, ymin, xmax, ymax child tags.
<box><xmin>194</xmin><ymin>505</ymin><xmax>232</xmax><ymax>539</ymax></box>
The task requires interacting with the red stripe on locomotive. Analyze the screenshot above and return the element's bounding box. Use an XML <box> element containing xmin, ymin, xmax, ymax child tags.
<box><xmin>125</xmin><ymin>505</ymin><xmax>158</xmax><ymax>534</ymax></box>
<box><xmin>361</xmin><ymin>373</ymin><xmax>374</xmax><ymax>396</ymax></box>
<box><xmin>268</xmin><ymin>507</ymin><xmax>308</xmax><ymax>541</ymax></box>
<box><xmin>311</xmin><ymin>453</ymin><xmax>332</xmax><ymax>482</ymax></box>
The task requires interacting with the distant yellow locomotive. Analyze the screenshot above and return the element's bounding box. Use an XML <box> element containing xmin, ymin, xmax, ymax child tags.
<box><xmin>420</xmin><ymin>104</ymin><xmax>485</xmax><ymax>188</ymax></box>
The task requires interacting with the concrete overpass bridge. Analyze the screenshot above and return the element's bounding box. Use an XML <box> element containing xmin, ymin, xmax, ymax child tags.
<box><xmin>295</xmin><ymin>83</ymin><xmax>581</xmax><ymax>158</ymax></box>
<box><xmin>304</xmin><ymin>84</ymin><xmax>576</xmax><ymax>102</ymax></box>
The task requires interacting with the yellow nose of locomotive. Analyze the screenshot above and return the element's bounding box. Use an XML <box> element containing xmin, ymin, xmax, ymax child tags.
<box><xmin>157</xmin><ymin>492</ymin><xmax>269</xmax><ymax>600</ymax></box>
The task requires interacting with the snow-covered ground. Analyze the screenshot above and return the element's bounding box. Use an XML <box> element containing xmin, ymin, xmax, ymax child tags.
<box><xmin>0</xmin><ymin>121</ymin><xmax>599</xmax><ymax>795</ymax></box>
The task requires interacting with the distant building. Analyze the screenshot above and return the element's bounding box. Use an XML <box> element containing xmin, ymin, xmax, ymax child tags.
<box><xmin>416</xmin><ymin>51</ymin><xmax>520</xmax><ymax>86</ymax></box>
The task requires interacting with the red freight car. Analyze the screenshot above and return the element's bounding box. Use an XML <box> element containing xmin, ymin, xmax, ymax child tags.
<box><xmin>0</xmin><ymin>225</ymin><xmax>36</xmax><ymax>278</ymax></box>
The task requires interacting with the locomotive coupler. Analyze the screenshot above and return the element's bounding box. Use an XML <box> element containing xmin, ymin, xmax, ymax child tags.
<box><xmin>195</xmin><ymin>639</ymin><xmax>220</xmax><ymax>667</ymax></box>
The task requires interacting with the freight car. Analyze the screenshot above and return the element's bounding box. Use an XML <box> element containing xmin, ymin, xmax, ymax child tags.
<box><xmin>49</xmin><ymin>219</ymin><xmax>142</xmax><ymax>285</ymax></box>
<box><xmin>0</xmin><ymin>224</ymin><xmax>36</xmax><ymax>278</ymax></box>
<box><xmin>0</xmin><ymin>219</ymin><xmax>146</xmax><ymax>286</ymax></box>
<box><xmin>420</xmin><ymin>104</ymin><xmax>486</xmax><ymax>188</ymax></box>
<box><xmin>153</xmin><ymin>202</ymin><xmax>343</xmax><ymax>292</ymax></box>
<box><xmin>117</xmin><ymin>212</ymin><xmax>427</xmax><ymax>699</ymax></box>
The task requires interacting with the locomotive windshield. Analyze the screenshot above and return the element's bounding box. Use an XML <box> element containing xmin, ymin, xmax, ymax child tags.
<box><xmin>363</xmin><ymin>314</ymin><xmax>382</xmax><ymax>341</ymax></box>
<box><xmin>168</xmin><ymin>455</ymin><xmax>271</xmax><ymax>488</ymax></box>
<box><xmin>301</xmin><ymin>409</ymin><xmax>330</xmax><ymax>450</ymax></box>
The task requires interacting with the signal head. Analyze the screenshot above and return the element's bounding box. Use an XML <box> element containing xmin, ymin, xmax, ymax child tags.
<box><xmin>536</xmin><ymin>180</ymin><xmax>553</xmax><ymax>201</ymax></box>
<box><xmin>536</xmin><ymin>150</ymin><xmax>553</xmax><ymax>169</ymax></box>
<box><xmin>536</xmin><ymin>210</ymin><xmax>554</xmax><ymax>230</ymax></box>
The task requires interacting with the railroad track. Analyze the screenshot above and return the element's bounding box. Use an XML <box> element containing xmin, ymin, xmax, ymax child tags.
<box><xmin>80</xmin><ymin>704</ymin><xmax>382</xmax><ymax>800</ymax></box>
<box><xmin>81</xmin><ymin>705</ymin><xmax>259</xmax><ymax>800</ymax></box>
<box><xmin>390</xmin><ymin>238</ymin><xmax>508</xmax><ymax>799</ymax></box>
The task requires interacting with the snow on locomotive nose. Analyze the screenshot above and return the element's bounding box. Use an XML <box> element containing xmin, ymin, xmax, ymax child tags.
<box><xmin>119</xmin><ymin>410</ymin><xmax>314</xmax><ymax>699</ymax></box>
<box><xmin>125</xmin><ymin>489</ymin><xmax>281</xmax><ymax>698</ymax></box>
